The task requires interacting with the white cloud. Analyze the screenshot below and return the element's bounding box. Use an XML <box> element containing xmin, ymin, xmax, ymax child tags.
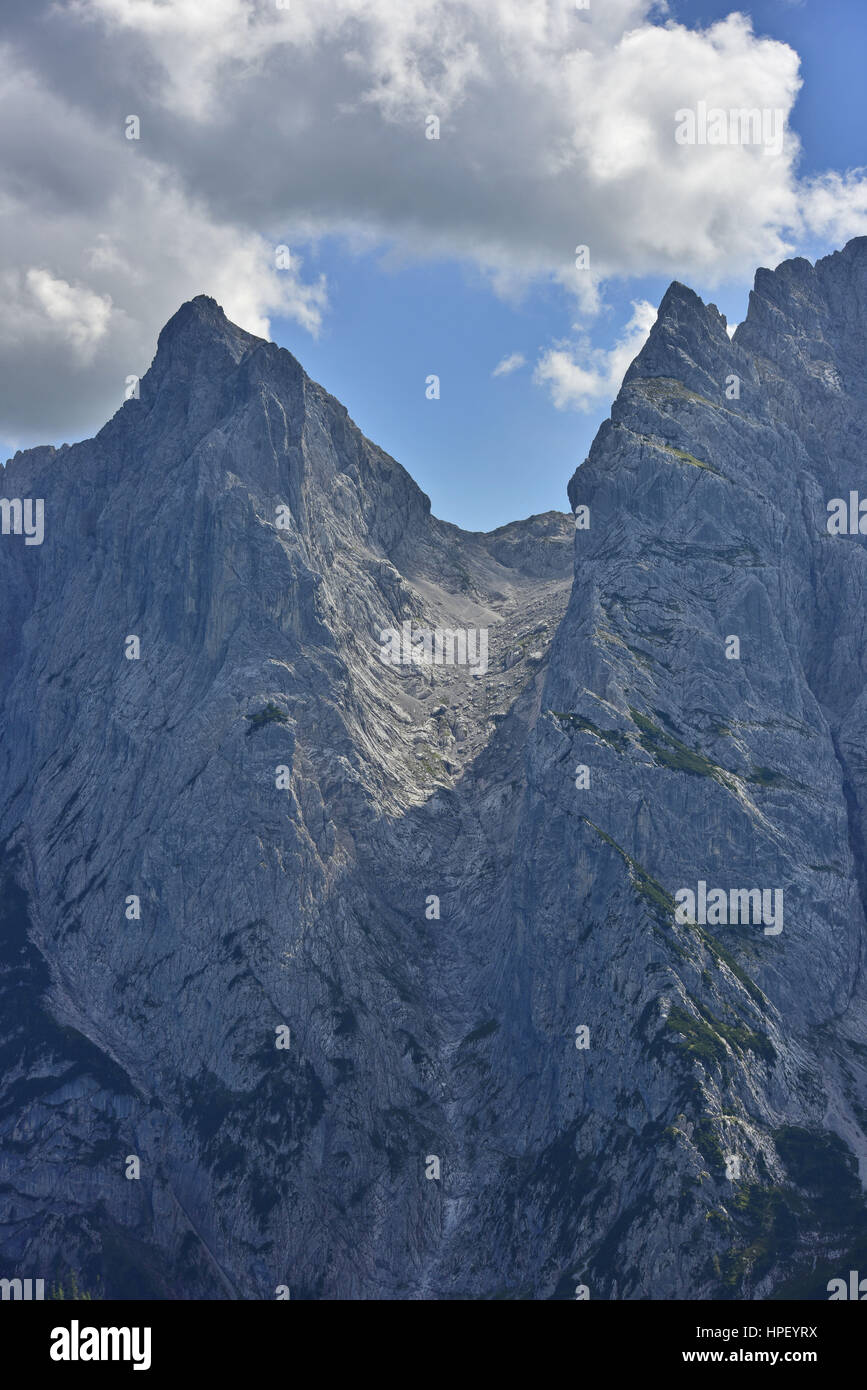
<box><xmin>1</xmin><ymin>1</ymin><xmax>865</xmax><ymax>440</ymax></box>
<box><xmin>799</xmin><ymin>170</ymin><xmax>867</xmax><ymax>244</ymax></box>
<box><xmin>492</xmin><ymin>352</ymin><xmax>526</xmax><ymax>377</ymax></box>
<box><xmin>0</xmin><ymin>47</ymin><xmax>326</xmax><ymax>437</ymax></box>
<box><xmin>534</xmin><ymin>300</ymin><xmax>658</xmax><ymax>411</ymax></box>
<box><xmin>23</xmin><ymin>270</ymin><xmax>112</xmax><ymax>360</ymax></box>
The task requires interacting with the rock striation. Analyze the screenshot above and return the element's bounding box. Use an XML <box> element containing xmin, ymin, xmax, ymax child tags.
<box><xmin>3</xmin><ymin>241</ymin><xmax>867</xmax><ymax>1299</ymax></box>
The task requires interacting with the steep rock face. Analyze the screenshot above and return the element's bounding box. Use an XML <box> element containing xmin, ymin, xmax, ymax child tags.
<box><xmin>436</xmin><ymin>240</ymin><xmax>867</xmax><ymax>1299</ymax></box>
<box><xmin>3</xmin><ymin>242</ymin><xmax>867</xmax><ymax>1301</ymax></box>
<box><xmin>0</xmin><ymin>298</ymin><xmax>571</xmax><ymax>1298</ymax></box>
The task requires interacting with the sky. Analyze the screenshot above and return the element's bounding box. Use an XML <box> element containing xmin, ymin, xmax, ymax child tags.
<box><xmin>1</xmin><ymin>0</ymin><xmax>866</xmax><ymax>530</ymax></box>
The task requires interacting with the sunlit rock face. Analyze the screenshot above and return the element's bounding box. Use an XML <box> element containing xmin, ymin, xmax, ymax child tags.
<box><xmin>2</xmin><ymin>241</ymin><xmax>867</xmax><ymax>1300</ymax></box>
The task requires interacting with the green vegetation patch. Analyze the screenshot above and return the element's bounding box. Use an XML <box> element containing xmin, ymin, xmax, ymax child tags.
<box><xmin>415</xmin><ymin>748</ymin><xmax>448</xmax><ymax>780</ymax></box>
<box><xmin>693</xmin><ymin>1118</ymin><xmax>727</xmax><ymax>1173</ymax></box>
<box><xmin>665</xmin><ymin>445</ymin><xmax>717</xmax><ymax>472</ymax></box>
<box><xmin>626</xmin><ymin>425</ymin><xmax>727</xmax><ymax>478</ymax></box>
<box><xmin>49</xmin><ymin>1272</ymin><xmax>102</xmax><ymax>1300</ymax></box>
<box><xmin>717</xmin><ymin>1186</ymin><xmax>799</xmax><ymax>1293</ymax></box>
<box><xmin>629</xmin><ymin>708</ymin><xmax>738</xmax><ymax>788</ymax></box>
<box><xmin>690</xmin><ymin>924</ymin><xmax>767</xmax><ymax>1008</ymax></box>
<box><xmin>665</xmin><ymin>998</ymin><xmax>775</xmax><ymax>1066</ymax></box>
<box><xmin>582</xmin><ymin>819</ymin><xmax>677</xmax><ymax>922</ymax></box>
<box><xmin>548</xmin><ymin>711</ymin><xmax>630</xmax><ymax>753</ymax></box>
<box><xmin>630</xmin><ymin>377</ymin><xmax>717</xmax><ymax>409</ymax></box>
<box><xmin>246</xmin><ymin>703</ymin><xmax>289</xmax><ymax>734</ymax></box>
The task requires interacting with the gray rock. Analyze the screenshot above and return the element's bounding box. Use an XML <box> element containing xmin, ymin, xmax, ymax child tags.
<box><xmin>3</xmin><ymin>241</ymin><xmax>867</xmax><ymax>1301</ymax></box>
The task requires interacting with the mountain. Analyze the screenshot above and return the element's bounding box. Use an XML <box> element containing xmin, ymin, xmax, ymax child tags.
<box><xmin>2</xmin><ymin>240</ymin><xmax>867</xmax><ymax>1299</ymax></box>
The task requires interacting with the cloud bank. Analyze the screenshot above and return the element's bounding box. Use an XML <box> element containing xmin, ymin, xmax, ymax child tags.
<box><xmin>2</xmin><ymin>0</ymin><xmax>866</xmax><ymax>440</ymax></box>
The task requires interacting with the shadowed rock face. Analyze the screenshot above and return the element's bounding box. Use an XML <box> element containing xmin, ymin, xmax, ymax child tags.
<box><xmin>2</xmin><ymin>242</ymin><xmax>867</xmax><ymax>1300</ymax></box>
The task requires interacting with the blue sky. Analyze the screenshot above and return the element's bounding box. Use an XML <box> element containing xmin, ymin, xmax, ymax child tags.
<box><xmin>267</xmin><ymin>246</ymin><xmax>655</xmax><ymax>533</ymax></box>
<box><xmin>269</xmin><ymin>0</ymin><xmax>867</xmax><ymax>531</ymax></box>
<box><xmin>2</xmin><ymin>0</ymin><xmax>866</xmax><ymax>531</ymax></box>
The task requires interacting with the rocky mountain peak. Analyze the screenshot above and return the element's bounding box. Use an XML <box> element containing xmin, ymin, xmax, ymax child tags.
<box><xmin>622</xmin><ymin>278</ymin><xmax>731</xmax><ymax>400</ymax></box>
<box><xmin>3</xmin><ymin>245</ymin><xmax>867</xmax><ymax>1302</ymax></box>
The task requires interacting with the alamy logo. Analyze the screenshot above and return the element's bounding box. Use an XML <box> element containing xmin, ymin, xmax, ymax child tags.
<box><xmin>674</xmin><ymin>102</ymin><xmax>784</xmax><ymax>156</ymax></box>
<box><xmin>674</xmin><ymin>880</ymin><xmax>783</xmax><ymax>936</ymax></box>
<box><xmin>827</xmin><ymin>1270</ymin><xmax>867</xmax><ymax>1299</ymax></box>
<box><xmin>0</xmin><ymin>498</ymin><xmax>44</xmax><ymax>545</ymax></box>
<box><xmin>379</xmin><ymin>622</ymin><xmax>488</xmax><ymax>674</ymax></box>
<box><xmin>0</xmin><ymin>1277</ymin><xmax>44</xmax><ymax>1299</ymax></box>
<box><xmin>50</xmin><ymin>1320</ymin><xmax>152</xmax><ymax>1371</ymax></box>
<box><xmin>827</xmin><ymin>493</ymin><xmax>867</xmax><ymax>534</ymax></box>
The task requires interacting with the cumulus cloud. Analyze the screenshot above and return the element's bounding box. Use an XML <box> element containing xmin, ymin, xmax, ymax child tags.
<box><xmin>22</xmin><ymin>271</ymin><xmax>112</xmax><ymax>360</ymax></box>
<box><xmin>0</xmin><ymin>30</ymin><xmax>327</xmax><ymax>439</ymax></box>
<box><xmin>1</xmin><ymin>0</ymin><xmax>866</xmax><ymax>441</ymax></box>
<box><xmin>534</xmin><ymin>300</ymin><xmax>658</xmax><ymax>411</ymax></box>
<box><xmin>492</xmin><ymin>352</ymin><xmax>526</xmax><ymax>378</ymax></box>
<box><xmin>799</xmin><ymin>170</ymin><xmax>867</xmax><ymax>244</ymax></box>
